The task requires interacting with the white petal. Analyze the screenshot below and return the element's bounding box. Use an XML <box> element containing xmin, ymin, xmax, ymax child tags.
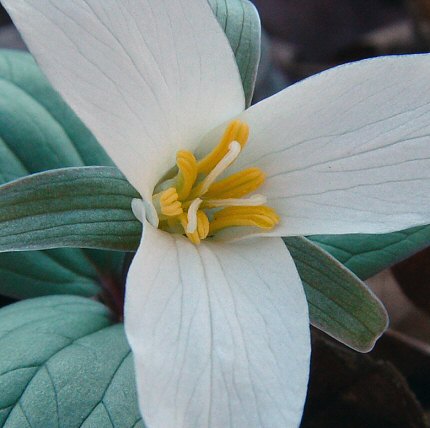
<box><xmin>3</xmin><ymin>0</ymin><xmax>245</xmax><ymax>199</ymax></box>
<box><xmin>226</xmin><ymin>55</ymin><xmax>430</xmax><ymax>237</ymax></box>
<box><xmin>124</xmin><ymin>225</ymin><xmax>310</xmax><ymax>428</ymax></box>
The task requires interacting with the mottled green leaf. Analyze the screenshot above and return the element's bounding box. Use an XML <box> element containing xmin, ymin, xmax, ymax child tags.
<box><xmin>0</xmin><ymin>295</ymin><xmax>143</xmax><ymax>427</ymax></box>
<box><xmin>0</xmin><ymin>49</ymin><xmax>125</xmax><ymax>299</ymax></box>
<box><xmin>285</xmin><ymin>237</ymin><xmax>388</xmax><ymax>352</ymax></box>
<box><xmin>310</xmin><ymin>226</ymin><xmax>430</xmax><ymax>280</ymax></box>
<box><xmin>0</xmin><ymin>167</ymin><xmax>140</xmax><ymax>252</ymax></box>
<box><xmin>210</xmin><ymin>0</ymin><xmax>261</xmax><ymax>106</ymax></box>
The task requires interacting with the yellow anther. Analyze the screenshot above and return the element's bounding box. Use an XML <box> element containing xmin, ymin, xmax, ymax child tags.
<box><xmin>197</xmin><ymin>120</ymin><xmax>249</xmax><ymax>175</ymax></box>
<box><xmin>176</xmin><ymin>150</ymin><xmax>198</xmax><ymax>200</ymax></box>
<box><xmin>153</xmin><ymin>187</ymin><xmax>183</xmax><ymax>217</ymax></box>
<box><xmin>151</xmin><ymin>120</ymin><xmax>280</xmax><ymax>244</ymax></box>
<box><xmin>196</xmin><ymin>210</ymin><xmax>210</xmax><ymax>240</ymax></box>
<box><xmin>203</xmin><ymin>167</ymin><xmax>265</xmax><ymax>200</ymax></box>
<box><xmin>209</xmin><ymin>206</ymin><xmax>280</xmax><ymax>235</ymax></box>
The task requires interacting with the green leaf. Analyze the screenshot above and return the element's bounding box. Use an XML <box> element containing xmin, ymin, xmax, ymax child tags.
<box><xmin>0</xmin><ymin>167</ymin><xmax>141</xmax><ymax>253</ymax></box>
<box><xmin>0</xmin><ymin>50</ymin><xmax>112</xmax><ymax>179</ymax></box>
<box><xmin>0</xmin><ymin>250</ymin><xmax>101</xmax><ymax>299</ymax></box>
<box><xmin>285</xmin><ymin>237</ymin><xmax>388</xmax><ymax>352</ymax></box>
<box><xmin>0</xmin><ymin>49</ymin><xmax>125</xmax><ymax>299</ymax></box>
<box><xmin>0</xmin><ymin>295</ymin><xmax>143</xmax><ymax>427</ymax></box>
<box><xmin>210</xmin><ymin>0</ymin><xmax>261</xmax><ymax>106</ymax></box>
<box><xmin>310</xmin><ymin>225</ymin><xmax>430</xmax><ymax>280</ymax></box>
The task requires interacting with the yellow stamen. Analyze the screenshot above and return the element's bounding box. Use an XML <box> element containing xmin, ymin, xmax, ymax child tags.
<box><xmin>197</xmin><ymin>120</ymin><xmax>249</xmax><ymax>175</ymax></box>
<box><xmin>209</xmin><ymin>206</ymin><xmax>280</xmax><ymax>235</ymax></box>
<box><xmin>152</xmin><ymin>188</ymin><xmax>183</xmax><ymax>217</ymax></box>
<box><xmin>176</xmin><ymin>150</ymin><xmax>198</xmax><ymax>200</ymax></box>
<box><xmin>203</xmin><ymin>167</ymin><xmax>265</xmax><ymax>199</ymax></box>
<box><xmin>151</xmin><ymin>120</ymin><xmax>280</xmax><ymax>244</ymax></box>
<box><xmin>197</xmin><ymin>210</ymin><xmax>210</xmax><ymax>240</ymax></box>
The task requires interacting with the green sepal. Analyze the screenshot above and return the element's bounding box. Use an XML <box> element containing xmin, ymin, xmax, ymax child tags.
<box><xmin>210</xmin><ymin>0</ymin><xmax>261</xmax><ymax>106</ymax></box>
<box><xmin>0</xmin><ymin>167</ymin><xmax>141</xmax><ymax>252</ymax></box>
<box><xmin>0</xmin><ymin>295</ymin><xmax>142</xmax><ymax>427</ymax></box>
<box><xmin>285</xmin><ymin>236</ymin><xmax>388</xmax><ymax>352</ymax></box>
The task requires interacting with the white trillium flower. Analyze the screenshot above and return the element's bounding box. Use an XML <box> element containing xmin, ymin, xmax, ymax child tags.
<box><xmin>3</xmin><ymin>0</ymin><xmax>430</xmax><ymax>426</ymax></box>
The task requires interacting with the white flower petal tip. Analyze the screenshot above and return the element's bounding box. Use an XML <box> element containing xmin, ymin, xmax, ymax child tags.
<box><xmin>2</xmin><ymin>0</ymin><xmax>245</xmax><ymax>200</ymax></box>
<box><xmin>125</xmin><ymin>226</ymin><xmax>310</xmax><ymax>428</ymax></box>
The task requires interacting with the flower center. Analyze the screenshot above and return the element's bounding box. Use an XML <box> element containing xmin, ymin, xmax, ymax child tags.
<box><xmin>152</xmin><ymin>120</ymin><xmax>280</xmax><ymax>244</ymax></box>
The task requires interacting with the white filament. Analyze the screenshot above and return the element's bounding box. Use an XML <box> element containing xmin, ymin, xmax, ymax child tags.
<box><xmin>186</xmin><ymin>198</ymin><xmax>203</xmax><ymax>233</ymax></box>
<box><xmin>204</xmin><ymin>194</ymin><xmax>267</xmax><ymax>208</ymax></box>
<box><xmin>199</xmin><ymin>141</ymin><xmax>242</xmax><ymax>196</ymax></box>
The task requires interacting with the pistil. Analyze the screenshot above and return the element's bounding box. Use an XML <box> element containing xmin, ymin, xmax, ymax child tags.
<box><xmin>187</xmin><ymin>198</ymin><xmax>203</xmax><ymax>233</ymax></box>
<box><xmin>197</xmin><ymin>141</ymin><xmax>242</xmax><ymax>197</ymax></box>
<box><xmin>203</xmin><ymin>194</ymin><xmax>267</xmax><ymax>208</ymax></box>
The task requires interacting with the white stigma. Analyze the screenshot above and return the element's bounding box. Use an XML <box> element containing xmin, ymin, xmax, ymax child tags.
<box><xmin>204</xmin><ymin>194</ymin><xmax>267</xmax><ymax>208</ymax></box>
<box><xmin>199</xmin><ymin>141</ymin><xmax>242</xmax><ymax>196</ymax></box>
<box><xmin>131</xmin><ymin>198</ymin><xmax>159</xmax><ymax>228</ymax></box>
<box><xmin>186</xmin><ymin>198</ymin><xmax>203</xmax><ymax>233</ymax></box>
